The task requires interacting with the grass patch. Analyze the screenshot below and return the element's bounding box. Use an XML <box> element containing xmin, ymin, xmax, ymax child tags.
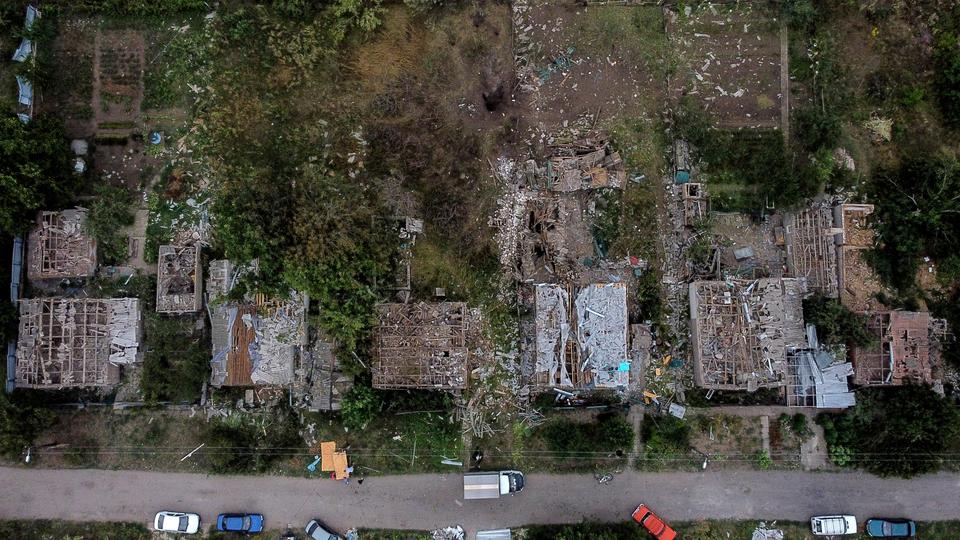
<box><xmin>0</xmin><ymin>520</ymin><xmax>150</xmax><ymax>540</ymax></box>
<box><xmin>304</xmin><ymin>390</ymin><xmax>463</xmax><ymax>475</ymax></box>
<box><xmin>522</xmin><ymin>520</ymin><xmax>960</xmax><ymax>540</ymax></box>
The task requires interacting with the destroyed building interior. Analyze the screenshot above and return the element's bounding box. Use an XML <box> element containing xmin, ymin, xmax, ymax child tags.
<box><xmin>532</xmin><ymin>283</ymin><xmax>628</xmax><ymax>390</ymax></box>
<box><xmin>208</xmin><ymin>259</ymin><xmax>307</xmax><ymax>388</ymax></box>
<box><xmin>690</xmin><ymin>278</ymin><xmax>806</xmax><ymax>391</ymax></box>
<box><xmin>156</xmin><ymin>245</ymin><xmax>202</xmax><ymax>313</ymax></box>
<box><xmin>15</xmin><ymin>297</ymin><xmax>141</xmax><ymax>388</ymax></box>
<box><xmin>853</xmin><ymin>311</ymin><xmax>936</xmax><ymax>386</ymax></box>
<box><xmin>27</xmin><ymin>209</ymin><xmax>97</xmax><ymax>282</ymax></box>
<box><xmin>373</xmin><ymin>302</ymin><xmax>468</xmax><ymax>390</ymax></box>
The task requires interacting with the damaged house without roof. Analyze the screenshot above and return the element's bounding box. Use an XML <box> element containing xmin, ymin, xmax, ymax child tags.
<box><xmin>372</xmin><ymin>302</ymin><xmax>468</xmax><ymax>390</ymax></box>
<box><xmin>851</xmin><ymin>311</ymin><xmax>939</xmax><ymax>387</ymax></box>
<box><xmin>15</xmin><ymin>297</ymin><xmax>141</xmax><ymax>388</ymax></box>
<box><xmin>27</xmin><ymin>209</ymin><xmax>97</xmax><ymax>283</ymax></box>
<box><xmin>689</xmin><ymin>278</ymin><xmax>807</xmax><ymax>391</ymax></box>
<box><xmin>156</xmin><ymin>245</ymin><xmax>202</xmax><ymax>313</ymax></box>
<box><xmin>207</xmin><ymin>259</ymin><xmax>307</xmax><ymax>387</ymax></box>
<box><xmin>531</xmin><ymin>282</ymin><xmax>628</xmax><ymax>390</ymax></box>
<box><xmin>784</xmin><ymin>203</ymin><xmax>839</xmax><ymax>297</ymax></box>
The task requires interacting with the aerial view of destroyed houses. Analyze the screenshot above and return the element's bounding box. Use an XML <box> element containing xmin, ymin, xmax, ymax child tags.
<box><xmin>4</xmin><ymin>0</ymin><xmax>960</xmax><ymax>539</ymax></box>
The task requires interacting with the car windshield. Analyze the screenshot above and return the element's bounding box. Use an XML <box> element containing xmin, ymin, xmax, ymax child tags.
<box><xmin>178</xmin><ymin>516</ymin><xmax>188</xmax><ymax>531</ymax></box>
<box><xmin>243</xmin><ymin>516</ymin><xmax>251</xmax><ymax>529</ymax></box>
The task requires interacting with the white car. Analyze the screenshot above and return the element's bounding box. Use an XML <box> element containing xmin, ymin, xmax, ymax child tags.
<box><xmin>154</xmin><ymin>511</ymin><xmax>201</xmax><ymax>534</ymax></box>
<box><xmin>811</xmin><ymin>515</ymin><xmax>858</xmax><ymax>536</ymax></box>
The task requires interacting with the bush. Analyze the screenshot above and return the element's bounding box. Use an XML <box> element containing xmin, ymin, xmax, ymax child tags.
<box><xmin>340</xmin><ymin>384</ymin><xmax>381</xmax><ymax>430</ymax></box>
<box><xmin>791</xmin><ymin>413</ymin><xmax>812</xmax><ymax>440</ymax></box>
<box><xmin>935</xmin><ymin>31</ymin><xmax>960</xmax><ymax>127</ymax></box>
<box><xmin>542</xmin><ymin>413</ymin><xmax>634</xmax><ymax>455</ymax></box>
<box><xmin>794</xmin><ymin>105</ymin><xmax>842</xmax><ymax>154</ymax></box>
<box><xmin>756</xmin><ymin>450</ymin><xmax>772</xmax><ymax>470</ymax></box>
<box><xmin>641</xmin><ymin>415</ymin><xmax>690</xmax><ymax>458</ymax></box>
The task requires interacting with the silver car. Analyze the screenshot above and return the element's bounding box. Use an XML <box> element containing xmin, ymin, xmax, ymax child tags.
<box><xmin>305</xmin><ymin>519</ymin><xmax>343</xmax><ymax>540</ymax></box>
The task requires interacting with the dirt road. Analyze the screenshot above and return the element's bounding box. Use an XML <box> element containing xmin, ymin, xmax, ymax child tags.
<box><xmin>3</xmin><ymin>467</ymin><xmax>959</xmax><ymax>536</ymax></box>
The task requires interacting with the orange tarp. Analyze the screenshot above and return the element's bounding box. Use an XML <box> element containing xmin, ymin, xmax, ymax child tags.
<box><xmin>319</xmin><ymin>441</ymin><xmax>349</xmax><ymax>480</ymax></box>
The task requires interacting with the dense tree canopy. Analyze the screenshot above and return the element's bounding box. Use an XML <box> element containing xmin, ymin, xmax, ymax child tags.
<box><xmin>0</xmin><ymin>116</ymin><xmax>77</xmax><ymax>236</ymax></box>
<box><xmin>869</xmin><ymin>156</ymin><xmax>960</xmax><ymax>290</ymax></box>
<box><xmin>820</xmin><ymin>385</ymin><xmax>960</xmax><ymax>477</ymax></box>
<box><xmin>802</xmin><ymin>296</ymin><xmax>873</xmax><ymax>347</ymax></box>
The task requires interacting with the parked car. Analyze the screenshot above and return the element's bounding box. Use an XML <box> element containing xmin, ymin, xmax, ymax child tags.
<box><xmin>631</xmin><ymin>504</ymin><xmax>677</xmax><ymax>540</ymax></box>
<box><xmin>154</xmin><ymin>511</ymin><xmax>201</xmax><ymax>535</ymax></box>
<box><xmin>811</xmin><ymin>515</ymin><xmax>858</xmax><ymax>536</ymax></box>
<box><xmin>867</xmin><ymin>518</ymin><xmax>917</xmax><ymax>537</ymax></box>
<box><xmin>305</xmin><ymin>519</ymin><xmax>343</xmax><ymax>540</ymax></box>
<box><xmin>217</xmin><ymin>513</ymin><xmax>264</xmax><ymax>533</ymax></box>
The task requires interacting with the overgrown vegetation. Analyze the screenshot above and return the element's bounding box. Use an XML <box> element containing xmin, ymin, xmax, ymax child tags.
<box><xmin>0</xmin><ymin>520</ymin><xmax>150</xmax><ymax>540</ymax></box>
<box><xmin>139</xmin><ymin>315</ymin><xmax>209</xmax><ymax>403</ymax></box>
<box><xmin>818</xmin><ymin>385</ymin><xmax>960</xmax><ymax>477</ymax></box>
<box><xmin>639</xmin><ymin>414</ymin><xmax>690</xmax><ymax>469</ymax></box>
<box><xmin>0</xmin><ymin>393</ymin><xmax>55</xmax><ymax>459</ymax></box>
<box><xmin>673</xmin><ymin>98</ymin><xmax>820</xmax><ymax>211</ymax></box>
<box><xmin>85</xmin><ymin>184</ymin><xmax>135</xmax><ymax>266</ymax></box>
<box><xmin>203</xmin><ymin>402</ymin><xmax>304</xmax><ymax>474</ymax></box>
<box><xmin>802</xmin><ymin>295</ymin><xmax>872</xmax><ymax>347</ymax></box>
<box><xmin>541</xmin><ymin>413</ymin><xmax>634</xmax><ymax>456</ymax></box>
<box><xmin>526</xmin><ymin>520</ymin><xmax>960</xmax><ymax>540</ymax></box>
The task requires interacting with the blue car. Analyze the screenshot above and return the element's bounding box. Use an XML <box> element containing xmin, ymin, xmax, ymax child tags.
<box><xmin>866</xmin><ymin>518</ymin><xmax>916</xmax><ymax>537</ymax></box>
<box><xmin>216</xmin><ymin>513</ymin><xmax>264</xmax><ymax>533</ymax></box>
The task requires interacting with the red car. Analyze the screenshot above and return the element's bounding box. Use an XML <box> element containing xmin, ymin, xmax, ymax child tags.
<box><xmin>632</xmin><ymin>504</ymin><xmax>677</xmax><ymax>540</ymax></box>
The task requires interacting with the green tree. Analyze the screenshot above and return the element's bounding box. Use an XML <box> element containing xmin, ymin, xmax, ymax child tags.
<box><xmin>869</xmin><ymin>156</ymin><xmax>960</xmax><ymax>290</ymax></box>
<box><xmin>0</xmin><ymin>393</ymin><xmax>55</xmax><ymax>459</ymax></box>
<box><xmin>340</xmin><ymin>384</ymin><xmax>381</xmax><ymax>430</ymax></box>
<box><xmin>0</xmin><ymin>116</ymin><xmax>77</xmax><ymax>235</ymax></box>
<box><xmin>802</xmin><ymin>295</ymin><xmax>873</xmax><ymax>347</ymax></box>
<box><xmin>831</xmin><ymin>385</ymin><xmax>960</xmax><ymax>477</ymax></box>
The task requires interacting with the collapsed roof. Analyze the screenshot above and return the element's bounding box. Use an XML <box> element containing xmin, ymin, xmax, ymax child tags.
<box><xmin>531</xmin><ymin>282</ymin><xmax>628</xmax><ymax>390</ymax></box>
<box><xmin>784</xmin><ymin>203</ymin><xmax>838</xmax><ymax>297</ymax></box>
<box><xmin>15</xmin><ymin>297</ymin><xmax>141</xmax><ymax>388</ymax></box>
<box><xmin>372</xmin><ymin>302</ymin><xmax>468</xmax><ymax>390</ymax></box>
<box><xmin>690</xmin><ymin>278</ymin><xmax>807</xmax><ymax>391</ymax></box>
<box><xmin>207</xmin><ymin>259</ymin><xmax>306</xmax><ymax>387</ymax></box>
<box><xmin>852</xmin><ymin>311</ymin><xmax>938</xmax><ymax>386</ymax></box>
<box><xmin>27</xmin><ymin>209</ymin><xmax>97</xmax><ymax>282</ymax></box>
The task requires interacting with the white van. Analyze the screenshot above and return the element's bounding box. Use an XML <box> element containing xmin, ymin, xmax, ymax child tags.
<box><xmin>811</xmin><ymin>515</ymin><xmax>858</xmax><ymax>536</ymax></box>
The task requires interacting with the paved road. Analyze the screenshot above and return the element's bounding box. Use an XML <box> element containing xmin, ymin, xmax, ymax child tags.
<box><xmin>2</xmin><ymin>467</ymin><xmax>960</xmax><ymax>537</ymax></box>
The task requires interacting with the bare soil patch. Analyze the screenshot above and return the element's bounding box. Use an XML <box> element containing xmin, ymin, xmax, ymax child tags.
<box><xmin>667</xmin><ymin>3</ymin><xmax>782</xmax><ymax>129</ymax></box>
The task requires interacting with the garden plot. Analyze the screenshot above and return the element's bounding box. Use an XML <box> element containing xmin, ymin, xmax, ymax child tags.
<box><xmin>45</xmin><ymin>18</ymin><xmax>96</xmax><ymax>137</ymax></box>
<box><xmin>668</xmin><ymin>3</ymin><xmax>783</xmax><ymax>129</ymax></box>
<box><xmin>514</xmin><ymin>2</ymin><xmax>667</xmax><ymax>136</ymax></box>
